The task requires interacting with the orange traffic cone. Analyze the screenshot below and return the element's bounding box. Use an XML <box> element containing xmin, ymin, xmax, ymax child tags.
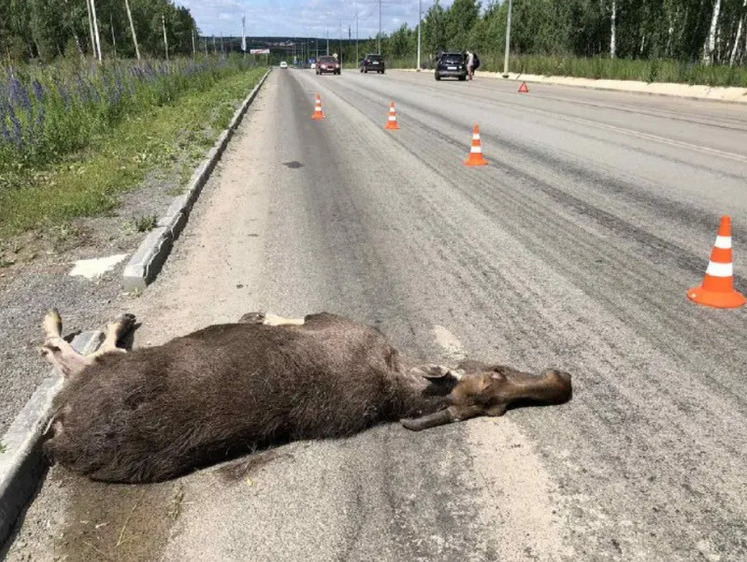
<box><xmin>385</xmin><ymin>101</ymin><xmax>400</xmax><ymax>130</ymax></box>
<box><xmin>688</xmin><ymin>215</ymin><xmax>746</xmax><ymax>308</ymax></box>
<box><xmin>464</xmin><ymin>124</ymin><xmax>488</xmax><ymax>166</ymax></box>
<box><xmin>518</xmin><ymin>82</ymin><xmax>530</xmax><ymax>93</ymax></box>
<box><xmin>311</xmin><ymin>94</ymin><xmax>325</xmax><ymax>120</ymax></box>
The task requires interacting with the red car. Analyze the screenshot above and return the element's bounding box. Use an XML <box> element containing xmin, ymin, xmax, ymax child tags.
<box><xmin>316</xmin><ymin>55</ymin><xmax>341</xmax><ymax>75</ymax></box>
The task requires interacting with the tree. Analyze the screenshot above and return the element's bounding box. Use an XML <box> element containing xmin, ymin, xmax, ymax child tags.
<box><xmin>444</xmin><ymin>0</ymin><xmax>480</xmax><ymax>49</ymax></box>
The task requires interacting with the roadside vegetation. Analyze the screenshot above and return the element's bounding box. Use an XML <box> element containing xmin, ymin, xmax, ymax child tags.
<box><xmin>0</xmin><ymin>0</ymin><xmax>268</xmax><ymax>241</ymax></box>
<box><xmin>344</xmin><ymin>0</ymin><xmax>747</xmax><ymax>87</ymax></box>
<box><xmin>0</xmin><ymin>58</ymin><xmax>265</xmax><ymax>239</ymax></box>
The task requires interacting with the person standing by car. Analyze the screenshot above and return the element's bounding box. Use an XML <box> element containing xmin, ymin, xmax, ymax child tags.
<box><xmin>465</xmin><ymin>50</ymin><xmax>475</xmax><ymax>80</ymax></box>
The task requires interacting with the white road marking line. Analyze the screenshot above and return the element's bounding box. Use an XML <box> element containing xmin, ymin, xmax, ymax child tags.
<box><xmin>69</xmin><ymin>254</ymin><xmax>128</xmax><ymax>279</ymax></box>
<box><xmin>557</xmin><ymin>112</ymin><xmax>747</xmax><ymax>163</ymax></box>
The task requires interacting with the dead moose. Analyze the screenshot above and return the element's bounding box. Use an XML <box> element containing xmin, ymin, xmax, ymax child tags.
<box><xmin>40</xmin><ymin>309</ymin><xmax>573</xmax><ymax>483</ymax></box>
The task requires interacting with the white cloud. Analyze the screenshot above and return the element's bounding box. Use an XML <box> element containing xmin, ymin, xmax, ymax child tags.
<box><xmin>174</xmin><ymin>0</ymin><xmax>455</xmax><ymax>38</ymax></box>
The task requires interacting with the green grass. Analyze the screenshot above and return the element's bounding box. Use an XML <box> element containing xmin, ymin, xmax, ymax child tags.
<box><xmin>505</xmin><ymin>55</ymin><xmax>747</xmax><ymax>87</ymax></box>
<box><xmin>0</xmin><ymin>67</ymin><xmax>266</xmax><ymax>239</ymax></box>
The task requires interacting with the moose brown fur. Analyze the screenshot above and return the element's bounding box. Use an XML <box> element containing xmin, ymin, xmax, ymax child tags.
<box><xmin>40</xmin><ymin>310</ymin><xmax>572</xmax><ymax>483</ymax></box>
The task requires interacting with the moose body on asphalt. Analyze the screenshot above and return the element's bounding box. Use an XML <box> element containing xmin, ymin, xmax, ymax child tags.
<box><xmin>40</xmin><ymin>310</ymin><xmax>573</xmax><ymax>483</ymax></box>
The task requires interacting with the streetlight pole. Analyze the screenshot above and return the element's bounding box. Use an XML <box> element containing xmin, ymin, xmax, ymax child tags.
<box><xmin>378</xmin><ymin>0</ymin><xmax>382</xmax><ymax>55</ymax></box>
<box><xmin>502</xmin><ymin>0</ymin><xmax>513</xmax><ymax>78</ymax></box>
<box><xmin>416</xmin><ymin>0</ymin><xmax>422</xmax><ymax>71</ymax></box>
<box><xmin>356</xmin><ymin>10</ymin><xmax>359</xmax><ymax>65</ymax></box>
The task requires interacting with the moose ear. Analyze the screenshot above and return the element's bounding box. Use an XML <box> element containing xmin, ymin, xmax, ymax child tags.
<box><xmin>410</xmin><ymin>365</ymin><xmax>464</xmax><ymax>381</ymax></box>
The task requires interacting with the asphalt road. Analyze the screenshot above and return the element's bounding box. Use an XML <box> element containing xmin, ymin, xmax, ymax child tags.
<box><xmin>6</xmin><ymin>69</ymin><xmax>747</xmax><ymax>561</ymax></box>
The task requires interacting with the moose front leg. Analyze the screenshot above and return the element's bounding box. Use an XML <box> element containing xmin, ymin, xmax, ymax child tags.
<box><xmin>40</xmin><ymin>308</ymin><xmax>93</xmax><ymax>379</ymax></box>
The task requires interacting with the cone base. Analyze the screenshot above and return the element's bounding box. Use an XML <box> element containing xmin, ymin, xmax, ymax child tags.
<box><xmin>687</xmin><ymin>285</ymin><xmax>746</xmax><ymax>309</ymax></box>
<box><xmin>464</xmin><ymin>156</ymin><xmax>488</xmax><ymax>166</ymax></box>
<box><xmin>311</xmin><ymin>113</ymin><xmax>325</xmax><ymax>120</ymax></box>
<box><xmin>385</xmin><ymin>123</ymin><xmax>400</xmax><ymax>130</ymax></box>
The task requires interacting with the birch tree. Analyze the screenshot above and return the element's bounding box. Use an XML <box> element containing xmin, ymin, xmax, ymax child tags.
<box><xmin>703</xmin><ymin>0</ymin><xmax>722</xmax><ymax>64</ymax></box>
<box><xmin>610</xmin><ymin>0</ymin><xmax>616</xmax><ymax>58</ymax></box>
<box><xmin>730</xmin><ymin>0</ymin><xmax>747</xmax><ymax>65</ymax></box>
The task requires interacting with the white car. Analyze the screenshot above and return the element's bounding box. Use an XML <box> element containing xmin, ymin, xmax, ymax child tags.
<box><xmin>279</xmin><ymin>61</ymin><xmax>288</xmax><ymax>69</ymax></box>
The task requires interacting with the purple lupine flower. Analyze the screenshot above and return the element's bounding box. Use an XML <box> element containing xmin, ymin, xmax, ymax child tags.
<box><xmin>8</xmin><ymin>105</ymin><xmax>24</xmax><ymax>149</ymax></box>
<box><xmin>33</xmin><ymin>80</ymin><xmax>45</xmax><ymax>103</ymax></box>
<box><xmin>76</xmin><ymin>74</ymin><xmax>89</xmax><ymax>104</ymax></box>
<box><xmin>58</xmin><ymin>84</ymin><xmax>71</xmax><ymax>110</ymax></box>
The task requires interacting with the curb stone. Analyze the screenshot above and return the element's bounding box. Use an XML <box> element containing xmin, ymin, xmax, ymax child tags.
<box><xmin>122</xmin><ymin>68</ymin><xmax>272</xmax><ymax>292</ymax></box>
<box><xmin>0</xmin><ymin>331</ymin><xmax>103</xmax><ymax>547</ymax></box>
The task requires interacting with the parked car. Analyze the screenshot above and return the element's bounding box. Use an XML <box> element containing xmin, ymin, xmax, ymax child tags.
<box><xmin>316</xmin><ymin>56</ymin><xmax>341</xmax><ymax>75</ymax></box>
<box><xmin>279</xmin><ymin>61</ymin><xmax>288</xmax><ymax>69</ymax></box>
<box><xmin>360</xmin><ymin>54</ymin><xmax>385</xmax><ymax>74</ymax></box>
<box><xmin>435</xmin><ymin>52</ymin><xmax>467</xmax><ymax>81</ymax></box>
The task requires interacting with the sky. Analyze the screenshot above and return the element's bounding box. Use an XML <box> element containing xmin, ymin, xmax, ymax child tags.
<box><xmin>174</xmin><ymin>0</ymin><xmax>456</xmax><ymax>39</ymax></box>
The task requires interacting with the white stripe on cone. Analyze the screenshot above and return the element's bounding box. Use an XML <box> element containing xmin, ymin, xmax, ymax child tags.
<box><xmin>714</xmin><ymin>235</ymin><xmax>732</xmax><ymax>249</ymax></box>
<box><xmin>706</xmin><ymin>261</ymin><xmax>733</xmax><ymax>277</ymax></box>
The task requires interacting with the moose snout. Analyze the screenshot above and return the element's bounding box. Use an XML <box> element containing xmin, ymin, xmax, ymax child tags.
<box><xmin>538</xmin><ymin>368</ymin><xmax>573</xmax><ymax>403</ymax></box>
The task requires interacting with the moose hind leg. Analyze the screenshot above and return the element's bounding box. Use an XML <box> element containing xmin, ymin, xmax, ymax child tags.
<box><xmin>41</xmin><ymin>309</ymin><xmax>93</xmax><ymax>378</ymax></box>
<box><xmin>239</xmin><ymin>312</ymin><xmax>305</xmax><ymax>326</ymax></box>
<box><xmin>88</xmin><ymin>313</ymin><xmax>137</xmax><ymax>358</ymax></box>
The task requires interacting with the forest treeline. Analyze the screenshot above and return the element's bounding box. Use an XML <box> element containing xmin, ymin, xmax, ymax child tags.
<box><xmin>379</xmin><ymin>0</ymin><xmax>747</xmax><ymax>66</ymax></box>
<box><xmin>0</xmin><ymin>0</ymin><xmax>197</xmax><ymax>61</ymax></box>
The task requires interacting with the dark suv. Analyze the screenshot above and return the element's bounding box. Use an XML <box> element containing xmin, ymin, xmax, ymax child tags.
<box><xmin>360</xmin><ymin>54</ymin><xmax>385</xmax><ymax>74</ymax></box>
<box><xmin>435</xmin><ymin>52</ymin><xmax>467</xmax><ymax>81</ymax></box>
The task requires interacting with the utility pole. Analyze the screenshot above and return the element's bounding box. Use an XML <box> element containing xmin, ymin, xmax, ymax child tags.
<box><xmin>162</xmin><ymin>15</ymin><xmax>169</xmax><ymax>61</ymax></box>
<box><xmin>502</xmin><ymin>0</ymin><xmax>513</xmax><ymax>78</ymax></box>
<box><xmin>90</xmin><ymin>0</ymin><xmax>103</xmax><ymax>61</ymax></box>
<box><xmin>241</xmin><ymin>14</ymin><xmax>246</xmax><ymax>55</ymax></box>
<box><xmin>124</xmin><ymin>0</ymin><xmax>141</xmax><ymax>61</ymax></box>
<box><xmin>356</xmin><ymin>10</ymin><xmax>359</xmax><ymax>65</ymax></box>
<box><xmin>416</xmin><ymin>0</ymin><xmax>421</xmax><ymax>71</ymax></box>
<box><xmin>192</xmin><ymin>30</ymin><xmax>196</xmax><ymax>57</ymax></box>
<box><xmin>378</xmin><ymin>0</ymin><xmax>382</xmax><ymax>54</ymax></box>
<box><xmin>326</xmin><ymin>27</ymin><xmax>329</xmax><ymax>55</ymax></box>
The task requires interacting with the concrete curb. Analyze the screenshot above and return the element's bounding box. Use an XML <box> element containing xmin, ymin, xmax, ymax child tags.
<box><xmin>398</xmin><ymin>68</ymin><xmax>747</xmax><ymax>104</ymax></box>
<box><xmin>122</xmin><ymin>68</ymin><xmax>272</xmax><ymax>292</ymax></box>
<box><xmin>0</xmin><ymin>68</ymin><xmax>272</xmax><ymax>549</ymax></box>
<box><xmin>0</xmin><ymin>331</ymin><xmax>103</xmax><ymax>547</ymax></box>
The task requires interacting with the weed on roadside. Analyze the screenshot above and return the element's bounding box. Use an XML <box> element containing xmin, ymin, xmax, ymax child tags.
<box><xmin>131</xmin><ymin>214</ymin><xmax>158</xmax><ymax>233</ymax></box>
